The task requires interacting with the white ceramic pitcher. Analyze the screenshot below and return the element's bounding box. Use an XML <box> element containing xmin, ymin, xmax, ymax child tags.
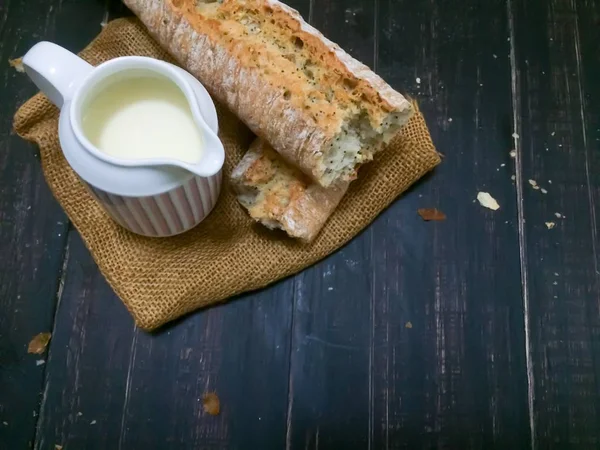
<box><xmin>22</xmin><ymin>42</ymin><xmax>225</xmax><ymax>237</ymax></box>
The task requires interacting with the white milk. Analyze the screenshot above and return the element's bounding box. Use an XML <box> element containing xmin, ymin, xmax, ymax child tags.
<box><xmin>81</xmin><ymin>75</ymin><xmax>203</xmax><ymax>164</ymax></box>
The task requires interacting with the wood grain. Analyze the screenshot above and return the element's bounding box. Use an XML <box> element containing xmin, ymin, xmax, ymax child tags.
<box><xmin>285</xmin><ymin>1</ymin><xmax>376</xmax><ymax>448</ymax></box>
<box><xmin>510</xmin><ymin>0</ymin><xmax>600</xmax><ymax>448</ymax></box>
<box><xmin>2</xmin><ymin>0</ymin><xmax>600</xmax><ymax>449</ymax></box>
<box><xmin>33</xmin><ymin>232</ymin><xmax>136</xmax><ymax>450</ymax></box>
<box><xmin>36</xmin><ymin>231</ymin><xmax>295</xmax><ymax>449</ymax></box>
<box><xmin>115</xmin><ymin>287</ymin><xmax>293</xmax><ymax>450</ymax></box>
<box><xmin>370</xmin><ymin>0</ymin><xmax>531</xmax><ymax>448</ymax></box>
<box><xmin>0</xmin><ymin>0</ymin><xmax>105</xmax><ymax>448</ymax></box>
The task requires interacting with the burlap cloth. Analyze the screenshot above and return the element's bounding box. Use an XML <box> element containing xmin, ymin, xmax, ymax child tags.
<box><xmin>13</xmin><ymin>18</ymin><xmax>441</xmax><ymax>331</ymax></box>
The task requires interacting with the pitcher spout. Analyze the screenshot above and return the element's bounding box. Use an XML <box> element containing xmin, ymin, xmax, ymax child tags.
<box><xmin>173</xmin><ymin>72</ymin><xmax>225</xmax><ymax>178</ymax></box>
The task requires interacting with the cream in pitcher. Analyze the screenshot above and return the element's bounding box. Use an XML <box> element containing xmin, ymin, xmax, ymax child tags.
<box><xmin>21</xmin><ymin>41</ymin><xmax>225</xmax><ymax>237</ymax></box>
<box><xmin>81</xmin><ymin>74</ymin><xmax>204</xmax><ymax>164</ymax></box>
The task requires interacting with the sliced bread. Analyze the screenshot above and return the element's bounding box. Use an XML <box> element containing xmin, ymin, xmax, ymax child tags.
<box><xmin>231</xmin><ymin>138</ymin><xmax>348</xmax><ymax>242</ymax></box>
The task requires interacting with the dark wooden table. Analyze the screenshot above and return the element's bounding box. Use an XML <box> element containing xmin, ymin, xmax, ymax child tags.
<box><xmin>1</xmin><ymin>0</ymin><xmax>599</xmax><ymax>449</ymax></box>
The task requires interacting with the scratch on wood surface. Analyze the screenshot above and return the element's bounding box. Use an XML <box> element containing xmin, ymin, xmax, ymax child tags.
<box><xmin>572</xmin><ymin>0</ymin><xmax>599</xmax><ymax>290</ymax></box>
<box><xmin>100</xmin><ymin>10</ymin><xmax>109</xmax><ymax>28</ymax></box>
<box><xmin>433</xmin><ymin>266</ymin><xmax>445</xmax><ymax>435</ymax></box>
<box><xmin>54</xmin><ymin>238</ymin><xmax>70</xmax><ymax>318</ymax></box>
<box><xmin>474</xmin><ymin>65</ymin><xmax>482</xmax><ymax>131</ymax></box>
<box><xmin>368</xmin><ymin>241</ymin><xmax>375</xmax><ymax>450</ymax></box>
<box><xmin>35</xmin><ymin>377</ymin><xmax>52</xmax><ymax>449</ymax></box>
<box><xmin>373</xmin><ymin>0</ymin><xmax>379</xmax><ymax>76</ymax></box>
<box><xmin>370</xmin><ymin>4</ymin><xmax>379</xmax><ymax>448</ymax></box>
<box><xmin>284</xmin><ymin>282</ymin><xmax>297</xmax><ymax>450</ymax></box>
<box><xmin>507</xmin><ymin>1</ymin><xmax>536</xmax><ymax>449</ymax></box>
<box><xmin>32</xmin><ymin>240</ymin><xmax>70</xmax><ymax>450</ymax></box>
<box><xmin>117</xmin><ymin>327</ymin><xmax>139</xmax><ymax>450</ymax></box>
<box><xmin>303</xmin><ymin>335</ymin><xmax>362</xmax><ymax>351</ymax></box>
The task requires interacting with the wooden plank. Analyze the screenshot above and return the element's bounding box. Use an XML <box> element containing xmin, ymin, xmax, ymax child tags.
<box><xmin>509</xmin><ymin>0</ymin><xmax>600</xmax><ymax>448</ymax></box>
<box><xmin>285</xmin><ymin>1</ymin><xmax>377</xmax><ymax>449</ymax></box>
<box><xmin>0</xmin><ymin>0</ymin><xmax>105</xmax><ymax>448</ymax></box>
<box><xmin>33</xmin><ymin>232</ymin><xmax>136</xmax><ymax>450</ymax></box>
<box><xmin>370</xmin><ymin>0</ymin><xmax>531</xmax><ymax>448</ymax></box>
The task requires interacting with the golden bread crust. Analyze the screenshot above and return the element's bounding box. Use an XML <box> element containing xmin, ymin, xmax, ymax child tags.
<box><xmin>124</xmin><ymin>0</ymin><xmax>413</xmax><ymax>186</ymax></box>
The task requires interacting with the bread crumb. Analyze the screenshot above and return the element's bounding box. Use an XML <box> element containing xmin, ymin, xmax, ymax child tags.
<box><xmin>90</xmin><ymin>420</ymin><xmax>97</xmax><ymax>425</ymax></box>
<box><xmin>417</xmin><ymin>208</ymin><xmax>446</xmax><ymax>221</ymax></box>
<box><xmin>55</xmin><ymin>446</ymin><xmax>63</xmax><ymax>450</ymax></box>
<box><xmin>36</xmin><ymin>359</ymin><xmax>45</xmax><ymax>366</ymax></box>
<box><xmin>477</xmin><ymin>192</ymin><xmax>500</xmax><ymax>210</ymax></box>
<box><xmin>2</xmin><ymin>422</ymin><xmax>7</xmax><ymax>426</ymax></box>
<box><xmin>541</xmin><ymin>188</ymin><xmax>548</xmax><ymax>194</ymax></box>
<box><xmin>510</xmin><ymin>150</ymin><xmax>516</xmax><ymax>158</ymax></box>
<box><xmin>512</xmin><ymin>133</ymin><xmax>519</xmax><ymax>139</ymax></box>
<box><xmin>511</xmin><ymin>175</ymin><xmax>516</xmax><ymax>181</ymax></box>
<box><xmin>528</xmin><ymin>179</ymin><xmax>540</xmax><ymax>190</ymax></box>
<box><xmin>448</xmin><ymin>117</ymin><xmax>453</xmax><ymax>123</ymax></box>
<box><xmin>551</xmin><ymin>132</ymin><xmax>555</xmax><ymax>136</ymax></box>
<box><xmin>405</xmin><ymin>322</ymin><xmax>413</xmax><ymax>329</ymax></box>
<box><xmin>545</xmin><ymin>222</ymin><xmax>555</xmax><ymax>229</ymax></box>
<box><xmin>555</xmin><ymin>212</ymin><xmax>562</xmax><ymax>218</ymax></box>
<box><xmin>9</xmin><ymin>58</ymin><xmax>24</xmax><ymax>73</ymax></box>
<box><xmin>202</xmin><ymin>392</ymin><xmax>220</xmax><ymax>415</ymax></box>
<box><xmin>416</xmin><ymin>77</ymin><xmax>421</xmax><ymax>84</ymax></box>
<box><xmin>28</xmin><ymin>332</ymin><xmax>52</xmax><ymax>354</ymax></box>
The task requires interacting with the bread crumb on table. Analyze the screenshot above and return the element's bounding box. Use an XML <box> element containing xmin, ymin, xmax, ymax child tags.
<box><xmin>202</xmin><ymin>392</ymin><xmax>220</xmax><ymax>416</ymax></box>
<box><xmin>8</xmin><ymin>58</ymin><xmax>24</xmax><ymax>72</ymax></box>
<box><xmin>28</xmin><ymin>332</ymin><xmax>52</xmax><ymax>354</ymax></box>
<box><xmin>477</xmin><ymin>192</ymin><xmax>500</xmax><ymax>211</ymax></box>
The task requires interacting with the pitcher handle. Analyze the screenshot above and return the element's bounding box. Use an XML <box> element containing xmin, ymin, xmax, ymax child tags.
<box><xmin>22</xmin><ymin>42</ymin><xmax>93</xmax><ymax>109</ymax></box>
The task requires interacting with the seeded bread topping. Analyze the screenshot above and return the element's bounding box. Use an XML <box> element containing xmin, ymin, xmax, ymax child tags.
<box><xmin>126</xmin><ymin>0</ymin><xmax>413</xmax><ymax>186</ymax></box>
<box><xmin>192</xmin><ymin>0</ymin><xmax>405</xmax><ymax>131</ymax></box>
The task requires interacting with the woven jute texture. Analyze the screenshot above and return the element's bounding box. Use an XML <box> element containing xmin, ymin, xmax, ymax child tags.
<box><xmin>13</xmin><ymin>18</ymin><xmax>441</xmax><ymax>330</ymax></box>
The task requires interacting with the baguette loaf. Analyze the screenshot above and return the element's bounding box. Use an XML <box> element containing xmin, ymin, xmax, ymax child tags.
<box><xmin>124</xmin><ymin>0</ymin><xmax>414</xmax><ymax>187</ymax></box>
<box><xmin>231</xmin><ymin>138</ymin><xmax>348</xmax><ymax>242</ymax></box>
